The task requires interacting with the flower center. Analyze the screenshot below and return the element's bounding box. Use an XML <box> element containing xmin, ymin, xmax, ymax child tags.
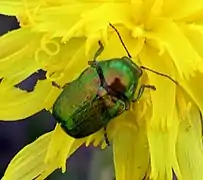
<box><xmin>132</xmin><ymin>24</ymin><xmax>146</xmax><ymax>38</ymax></box>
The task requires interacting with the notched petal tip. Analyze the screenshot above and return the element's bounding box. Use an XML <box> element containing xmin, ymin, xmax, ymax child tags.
<box><xmin>176</xmin><ymin>103</ymin><xmax>203</xmax><ymax>180</ymax></box>
<box><xmin>0</xmin><ymin>80</ymin><xmax>53</xmax><ymax>120</ymax></box>
<box><xmin>113</xmin><ymin>121</ymin><xmax>149</xmax><ymax>180</ymax></box>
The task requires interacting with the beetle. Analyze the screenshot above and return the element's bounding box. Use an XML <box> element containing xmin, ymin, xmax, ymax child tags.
<box><xmin>52</xmin><ymin>23</ymin><xmax>178</xmax><ymax>145</ymax></box>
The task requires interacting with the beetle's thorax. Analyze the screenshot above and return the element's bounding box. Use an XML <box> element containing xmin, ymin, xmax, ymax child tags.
<box><xmin>98</xmin><ymin>57</ymin><xmax>142</xmax><ymax>100</ymax></box>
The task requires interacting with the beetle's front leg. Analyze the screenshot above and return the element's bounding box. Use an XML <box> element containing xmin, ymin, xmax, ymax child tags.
<box><xmin>92</xmin><ymin>41</ymin><xmax>104</xmax><ymax>61</ymax></box>
<box><xmin>132</xmin><ymin>84</ymin><xmax>156</xmax><ymax>102</ymax></box>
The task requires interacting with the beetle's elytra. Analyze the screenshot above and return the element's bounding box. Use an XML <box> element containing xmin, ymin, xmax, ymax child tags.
<box><xmin>52</xmin><ymin>23</ymin><xmax>177</xmax><ymax>145</ymax></box>
<box><xmin>52</xmin><ymin>56</ymin><xmax>146</xmax><ymax>139</ymax></box>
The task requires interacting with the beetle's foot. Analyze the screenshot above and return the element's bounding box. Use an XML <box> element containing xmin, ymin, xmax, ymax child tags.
<box><xmin>52</xmin><ymin>81</ymin><xmax>62</xmax><ymax>89</ymax></box>
<box><xmin>146</xmin><ymin>85</ymin><xmax>156</xmax><ymax>91</ymax></box>
<box><xmin>88</xmin><ymin>60</ymin><xmax>98</xmax><ymax>67</ymax></box>
<box><xmin>104</xmin><ymin>127</ymin><xmax>110</xmax><ymax>146</ymax></box>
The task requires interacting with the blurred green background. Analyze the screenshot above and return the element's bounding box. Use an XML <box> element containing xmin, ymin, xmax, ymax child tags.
<box><xmin>0</xmin><ymin>14</ymin><xmax>115</xmax><ymax>180</ymax></box>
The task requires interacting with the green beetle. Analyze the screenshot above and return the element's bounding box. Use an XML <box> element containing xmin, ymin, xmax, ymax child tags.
<box><xmin>52</xmin><ymin>23</ymin><xmax>177</xmax><ymax>145</ymax></box>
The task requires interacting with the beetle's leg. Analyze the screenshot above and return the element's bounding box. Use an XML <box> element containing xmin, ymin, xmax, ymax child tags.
<box><xmin>117</xmin><ymin>93</ymin><xmax>131</xmax><ymax>110</ymax></box>
<box><xmin>93</xmin><ymin>41</ymin><xmax>104</xmax><ymax>61</ymax></box>
<box><xmin>88</xmin><ymin>41</ymin><xmax>110</xmax><ymax>92</ymax></box>
<box><xmin>124</xmin><ymin>99</ymin><xmax>131</xmax><ymax>110</ymax></box>
<box><xmin>88</xmin><ymin>41</ymin><xmax>104</xmax><ymax>63</ymax></box>
<box><xmin>52</xmin><ymin>81</ymin><xmax>62</xmax><ymax>89</ymax></box>
<box><xmin>104</xmin><ymin>126</ymin><xmax>110</xmax><ymax>146</ymax></box>
<box><xmin>111</xmin><ymin>95</ymin><xmax>130</xmax><ymax>111</ymax></box>
<box><xmin>89</xmin><ymin>60</ymin><xmax>107</xmax><ymax>85</ymax></box>
<box><xmin>132</xmin><ymin>85</ymin><xmax>156</xmax><ymax>102</ymax></box>
<box><xmin>52</xmin><ymin>81</ymin><xmax>70</xmax><ymax>89</ymax></box>
<box><xmin>88</xmin><ymin>61</ymin><xmax>110</xmax><ymax>94</ymax></box>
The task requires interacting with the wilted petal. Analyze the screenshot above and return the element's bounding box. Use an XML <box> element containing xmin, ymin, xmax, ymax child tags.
<box><xmin>2</xmin><ymin>131</ymin><xmax>52</xmax><ymax>180</ymax></box>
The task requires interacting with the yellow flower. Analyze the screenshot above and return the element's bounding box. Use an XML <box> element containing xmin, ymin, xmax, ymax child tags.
<box><xmin>1</xmin><ymin>0</ymin><xmax>203</xmax><ymax>180</ymax></box>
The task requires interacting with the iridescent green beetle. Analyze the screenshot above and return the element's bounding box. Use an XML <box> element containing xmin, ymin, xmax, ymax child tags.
<box><xmin>52</xmin><ymin>23</ymin><xmax>177</xmax><ymax>145</ymax></box>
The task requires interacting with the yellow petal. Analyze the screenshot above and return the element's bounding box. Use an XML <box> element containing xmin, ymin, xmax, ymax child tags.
<box><xmin>34</xmin><ymin>36</ymin><xmax>89</xmax><ymax>87</ymax></box>
<box><xmin>140</xmin><ymin>45</ymin><xmax>176</xmax><ymax>128</ymax></box>
<box><xmin>179</xmin><ymin>23</ymin><xmax>203</xmax><ymax>61</ymax></box>
<box><xmin>33</xmin><ymin>3</ymin><xmax>134</xmax><ymax>41</ymax></box>
<box><xmin>177</xmin><ymin>24</ymin><xmax>203</xmax><ymax>113</ymax></box>
<box><xmin>140</xmin><ymin>46</ymin><xmax>180</xmax><ymax>179</ymax></box>
<box><xmin>113</xmin><ymin>112</ymin><xmax>149</xmax><ymax>180</ymax></box>
<box><xmin>146</xmin><ymin>18</ymin><xmax>203</xmax><ymax>79</ymax></box>
<box><xmin>162</xmin><ymin>0</ymin><xmax>203</xmax><ymax>20</ymax></box>
<box><xmin>0</xmin><ymin>0</ymin><xmax>40</xmax><ymax>16</ymax></box>
<box><xmin>57</xmin><ymin>38</ymin><xmax>90</xmax><ymax>85</ymax></box>
<box><xmin>0</xmin><ymin>27</ymin><xmax>42</xmax><ymax>85</ymax></box>
<box><xmin>38</xmin><ymin>124</ymin><xmax>85</xmax><ymax>179</ymax></box>
<box><xmin>33</xmin><ymin>3</ymin><xmax>102</xmax><ymax>37</ymax></box>
<box><xmin>182</xmin><ymin>71</ymin><xmax>203</xmax><ymax>113</ymax></box>
<box><xmin>96</xmin><ymin>26</ymin><xmax>143</xmax><ymax>61</ymax></box>
<box><xmin>2</xmin><ymin>131</ymin><xmax>52</xmax><ymax>180</ymax></box>
<box><xmin>176</xmin><ymin>103</ymin><xmax>203</xmax><ymax>180</ymax></box>
<box><xmin>147</xmin><ymin>112</ymin><xmax>181</xmax><ymax>180</ymax></box>
<box><xmin>0</xmin><ymin>80</ymin><xmax>53</xmax><ymax>120</ymax></box>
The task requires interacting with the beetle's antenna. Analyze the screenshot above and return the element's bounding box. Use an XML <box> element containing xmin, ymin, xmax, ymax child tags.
<box><xmin>109</xmin><ymin>23</ymin><xmax>132</xmax><ymax>58</ymax></box>
<box><xmin>109</xmin><ymin>23</ymin><xmax>179</xmax><ymax>85</ymax></box>
<box><xmin>140</xmin><ymin>66</ymin><xmax>179</xmax><ymax>85</ymax></box>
